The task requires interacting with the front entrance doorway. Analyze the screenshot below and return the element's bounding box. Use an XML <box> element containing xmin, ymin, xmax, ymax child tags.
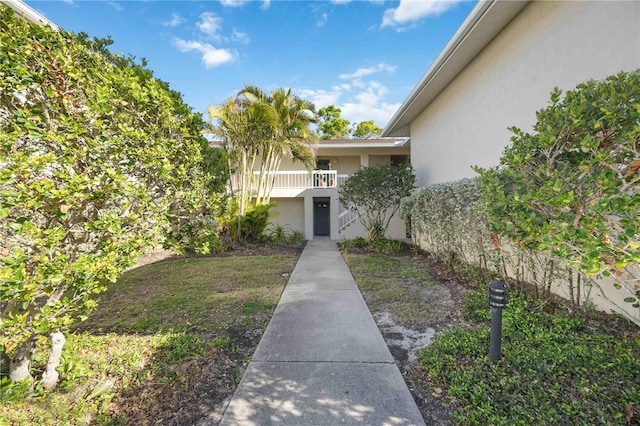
<box><xmin>314</xmin><ymin>198</ymin><xmax>330</xmax><ymax>236</ymax></box>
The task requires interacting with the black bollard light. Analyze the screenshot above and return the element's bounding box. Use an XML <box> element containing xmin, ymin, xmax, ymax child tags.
<box><xmin>488</xmin><ymin>280</ymin><xmax>508</xmax><ymax>364</ymax></box>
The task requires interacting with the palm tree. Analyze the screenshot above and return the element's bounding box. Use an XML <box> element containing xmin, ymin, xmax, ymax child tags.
<box><xmin>206</xmin><ymin>97</ymin><xmax>256</xmax><ymax>218</ymax></box>
<box><xmin>206</xmin><ymin>86</ymin><xmax>317</xmax><ymax>224</ymax></box>
<box><xmin>238</xmin><ymin>85</ymin><xmax>317</xmax><ymax>205</ymax></box>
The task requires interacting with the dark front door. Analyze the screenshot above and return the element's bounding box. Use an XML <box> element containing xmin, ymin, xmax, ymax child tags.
<box><xmin>314</xmin><ymin>199</ymin><xmax>330</xmax><ymax>236</ymax></box>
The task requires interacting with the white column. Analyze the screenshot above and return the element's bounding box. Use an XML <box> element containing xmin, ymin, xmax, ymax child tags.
<box><xmin>304</xmin><ymin>195</ymin><xmax>314</xmax><ymax>240</ymax></box>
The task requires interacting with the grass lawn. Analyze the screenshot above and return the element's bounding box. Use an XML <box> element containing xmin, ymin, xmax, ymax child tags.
<box><xmin>3</xmin><ymin>242</ymin><xmax>639</xmax><ymax>425</ymax></box>
<box><xmin>1</xmin><ymin>249</ymin><xmax>301</xmax><ymax>425</ymax></box>
<box><xmin>342</xmin><ymin>243</ymin><xmax>640</xmax><ymax>425</ymax></box>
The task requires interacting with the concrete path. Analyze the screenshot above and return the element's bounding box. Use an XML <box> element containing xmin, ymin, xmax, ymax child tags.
<box><xmin>220</xmin><ymin>239</ymin><xmax>425</xmax><ymax>426</ymax></box>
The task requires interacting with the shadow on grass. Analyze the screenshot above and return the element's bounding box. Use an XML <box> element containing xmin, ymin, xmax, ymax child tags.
<box><xmin>16</xmin><ymin>251</ymin><xmax>302</xmax><ymax>426</ymax></box>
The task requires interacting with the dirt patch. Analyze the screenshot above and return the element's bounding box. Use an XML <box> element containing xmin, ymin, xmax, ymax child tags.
<box><xmin>342</xmin><ymin>247</ymin><xmax>472</xmax><ymax>425</ymax></box>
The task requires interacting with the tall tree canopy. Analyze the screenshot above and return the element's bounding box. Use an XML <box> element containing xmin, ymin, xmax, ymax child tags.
<box><xmin>352</xmin><ymin>120</ymin><xmax>382</xmax><ymax>139</ymax></box>
<box><xmin>316</xmin><ymin>105</ymin><xmax>350</xmax><ymax>140</ymax></box>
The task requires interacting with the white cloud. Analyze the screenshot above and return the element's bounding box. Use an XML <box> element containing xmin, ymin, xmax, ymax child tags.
<box><xmin>232</xmin><ymin>28</ymin><xmax>250</xmax><ymax>44</ymax></box>
<box><xmin>382</xmin><ymin>0</ymin><xmax>461</xmax><ymax>30</ymax></box>
<box><xmin>298</xmin><ymin>78</ymin><xmax>397</xmax><ymax>127</ymax></box>
<box><xmin>340</xmin><ymin>80</ymin><xmax>398</xmax><ymax>125</ymax></box>
<box><xmin>162</xmin><ymin>13</ymin><xmax>184</xmax><ymax>28</ymax></box>
<box><xmin>317</xmin><ymin>13</ymin><xmax>328</xmax><ymax>27</ymax></box>
<box><xmin>107</xmin><ymin>1</ymin><xmax>123</xmax><ymax>11</ymax></box>
<box><xmin>197</xmin><ymin>12</ymin><xmax>223</xmax><ymax>38</ymax></box>
<box><xmin>219</xmin><ymin>0</ymin><xmax>269</xmax><ymax>8</ymax></box>
<box><xmin>331</xmin><ymin>0</ymin><xmax>351</xmax><ymax>4</ymax></box>
<box><xmin>220</xmin><ymin>0</ymin><xmax>248</xmax><ymax>7</ymax></box>
<box><xmin>297</xmin><ymin>61</ymin><xmax>400</xmax><ymax>127</ymax></box>
<box><xmin>297</xmin><ymin>88</ymin><xmax>343</xmax><ymax>109</ymax></box>
<box><xmin>338</xmin><ymin>63</ymin><xmax>396</xmax><ymax>80</ymax></box>
<box><xmin>341</xmin><ymin>100</ymin><xmax>400</xmax><ymax>127</ymax></box>
<box><xmin>173</xmin><ymin>38</ymin><xmax>236</xmax><ymax>68</ymax></box>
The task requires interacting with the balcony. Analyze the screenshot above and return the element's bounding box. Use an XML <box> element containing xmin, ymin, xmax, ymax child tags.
<box><xmin>230</xmin><ymin>170</ymin><xmax>349</xmax><ymax>195</ymax></box>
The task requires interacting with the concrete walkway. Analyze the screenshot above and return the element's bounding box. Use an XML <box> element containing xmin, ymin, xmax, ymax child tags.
<box><xmin>220</xmin><ymin>239</ymin><xmax>425</xmax><ymax>426</ymax></box>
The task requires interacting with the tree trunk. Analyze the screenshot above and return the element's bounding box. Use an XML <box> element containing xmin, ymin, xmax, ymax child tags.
<box><xmin>42</xmin><ymin>331</ymin><xmax>66</xmax><ymax>390</ymax></box>
<box><xmin>0</xmin><ymin>346</ymin><xmax>10</xmax><ymax>377</ymax></box>
<box><xmin>9</xmin><ymin>336</ymin><xmax>38</xmax><ymax>382</ymax></box>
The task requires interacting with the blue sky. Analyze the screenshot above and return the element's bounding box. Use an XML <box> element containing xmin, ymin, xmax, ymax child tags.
<box><xmin>26</xmin><ymin>0</ymin><xmax>477</xmax><ymax>128</ymax></box>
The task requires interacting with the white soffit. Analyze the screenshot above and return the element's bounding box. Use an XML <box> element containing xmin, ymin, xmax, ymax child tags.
<box><xmin>382</xmin><ymin>0</ymin><xmax>529</xmax><ymax>137</ymax></box>
<box><xmin>317</xmin><ymin>138</ymin><xmax>410</xmax><ymax>149</ymax></box>
<box><xmin>0</xmin><ymin>0</ymin><xmax>58</xmax><ymax>29</ymax></box>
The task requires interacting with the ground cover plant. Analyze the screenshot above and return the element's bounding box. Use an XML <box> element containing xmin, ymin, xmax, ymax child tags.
<box><xmin>419</xmin><ymin>289</ymin><xmax>640</xmax><ymax>425</ymax></box>
<box><xmin>342</xmin><ymin>241</ymin><xmax>640</xmax><ymax>425</ymax></box>
<box><xmin>0</xmin><ymin>248</ymin><xmax>301</xmax><ymax>425</ymax></box>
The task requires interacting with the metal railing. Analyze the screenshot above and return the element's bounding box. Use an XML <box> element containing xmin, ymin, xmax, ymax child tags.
<box><xmin>338</xmin><ymin>203</ymin><xmax>360</xmax><ymax>232</ymax></box>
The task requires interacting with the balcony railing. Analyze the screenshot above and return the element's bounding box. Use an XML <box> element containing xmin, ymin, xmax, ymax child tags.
<box><xmin>231</xmin><ymin>170</ymin><xmax>348</xmax><ymax>190</ymax></box>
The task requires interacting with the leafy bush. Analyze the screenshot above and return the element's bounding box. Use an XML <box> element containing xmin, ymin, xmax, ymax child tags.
<box><xmin>339</xmin><ymin>237</ymin><xmax>412</xmax><ymax>254</ymax></box>
<box><xmin>339</xmin><ymin>163</ymin><xmax>415</xmax><ymax>241</ymax></box>
<box><xmin>475</xmin><ymin>71</ymin><xmax>640</xmax><ymax>304</ymax></box>
<box><xmin>223</xmin><ymin>203</ymin><xmax>273</xmax><ymax>244</ymax></box>
<box><xmin>263</xmin><ymin>224</ymin><xmax>305</xmax><ymax>246</ymax></box>
<box><xmin>405</xmin><ymin>72</ymin><xmax>640</xmax><ymax>321</ymax></box>
<box><xmin>401</xmin><ymin>179</ymin><xmax>493</xmax><ymax>274</ymax></box>
<box><xmin>0</xmin><ymin>8</ymin><xmax>223</xmax><ymax>386</ymax></box>
<box><xmin>419</xmin><ymin>290</ymin><xmax>640</xmax><ymax>424</ymax></box>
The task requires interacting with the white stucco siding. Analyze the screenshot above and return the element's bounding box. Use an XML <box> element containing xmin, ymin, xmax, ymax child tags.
<box><xmin>369</xmin><ymin>155</ymin><xmax>392</xmax><ymax>166</ymax></box>
<box><xmin>315</xmin><ymin>155</ymin><xmax>362</xmax><ymax>174</ymax></box>
<box><xmin>411</xmin><ymin>0</ymin><xmax>640</xmax><ymax>187</ymax></box>
<box><xmin>269</xmin><ymin>198</ymin><xmax>305</xmax><ymax>235</ymax></box>
<box><xmin>276</xmin><ymin>157</ymin><xmax>311</xmax><ymax>172</ymax></box>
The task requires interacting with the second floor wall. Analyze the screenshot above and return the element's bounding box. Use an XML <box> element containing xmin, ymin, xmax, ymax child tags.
<box><xmin>228</xmin><ymin>142</ymin><xmax>410</xmax><ymax>197</ymax></box>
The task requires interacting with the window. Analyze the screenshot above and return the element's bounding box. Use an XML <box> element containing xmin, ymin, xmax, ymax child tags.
<box><xmin>316</xmin><ymin>159</ymin><xmax>331</xmax><ymax>170</ymax></box>
<box><xmin>390</xmin><ymin>155</ymin><xmax>409</xmax><ymax>166</ymax></box>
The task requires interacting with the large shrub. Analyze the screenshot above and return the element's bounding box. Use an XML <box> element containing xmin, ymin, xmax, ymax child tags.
<box><xmin>0</xmin><ymin>7</ymin><xmax>222</xmax><ymax>387</ymax></box>
<box><xmin>401</xmin><ymin>179</ymin><xmax>492</xmax><ymax>271</ymax></box>
<box><xmin>339</xmin><ymin>163</ymin><xmax>415</xmax><ymax>241</ymax></box>
<box><xmin>475</xmin><ymin>71</ymin><xmax>640</xmax><ymax>307</ymax></box>
<box><xmin>402</xmin><ymin>179</ymin><xmax>602</xmax><ymax>313</ymax></box>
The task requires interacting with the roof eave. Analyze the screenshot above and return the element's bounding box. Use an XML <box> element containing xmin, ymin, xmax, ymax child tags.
<box><xmin>1</xmin><ymin>0</ymin><xmax>58</xmax><ymax>29</ymax></box>
<box><xmin>382</xmin><ymin>0</ymin><xmax>529</xmax><ymax>137</ymax></box>
<box><xmin>317</xmin><ymin>137</ymin><xmax>410</xmax><ymax>149</ymax></box>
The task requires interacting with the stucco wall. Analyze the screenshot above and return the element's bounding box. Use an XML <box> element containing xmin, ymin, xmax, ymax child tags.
<box><xmin>315</xmin><ymin>155</ymin><xmax>362</xmax><ymax>174</ymax></box>
<box><xmin>369</xmin><ymin>155</ymin><xmax>391</xmax><ymax>166</ymax></box>
<box><xmin>338</xmin><ymin>213</ymin><xmax>408</xmax><ymax>241</ymax></box>
<box><xmin>269</xmin><ymin>198</ymin><xmax>305</xmax><ymax>235</ymax></box>
<box><xmin>411</xmin><ymin>0</ymin><xmax>640</xmax><ymax>186</ymax></box>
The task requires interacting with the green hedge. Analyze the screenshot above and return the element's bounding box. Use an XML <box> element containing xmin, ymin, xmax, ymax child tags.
<box><xmin>0</xmin><ymin>7</ymin><xmax>223</xmax><ymax>385</ymax></box>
